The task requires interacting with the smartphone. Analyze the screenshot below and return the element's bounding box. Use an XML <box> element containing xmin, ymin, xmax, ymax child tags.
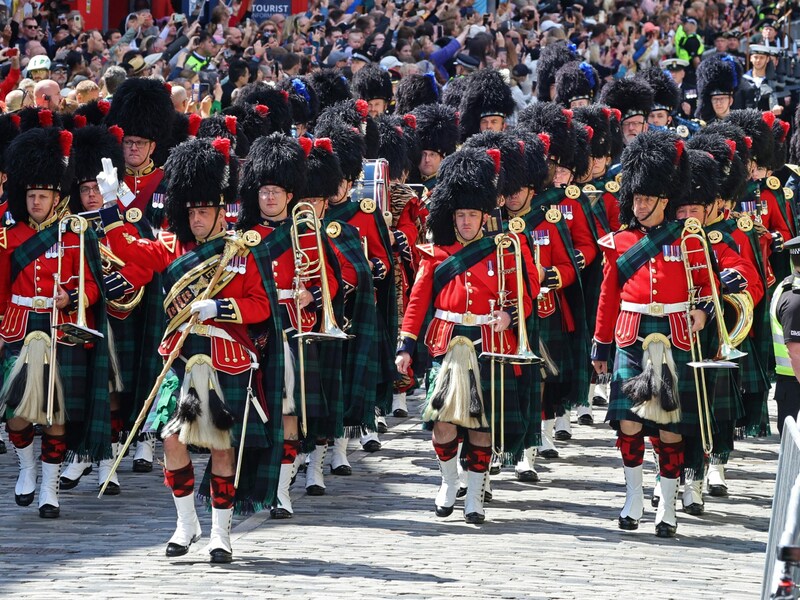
<box><xmin>6</xmin><ymin>48</ymin><xmax>18</xmax><ymax>58</ymax></box>
<box><xmin>483</xmin><ymin>14</ymin><xmax>489</xmax><ymax>25</ymax></box>
<box><xmin>174</xmin><ymin>13</ymin><xmax>185</xmax><ymax>23</ymax></box>
<box><xmin>303</xmin><ymin>46</ymin><xmax>314</xmax><ymax>55</ymax></box>
<box><xmin>192</xmin><ymin>83</ymin><xmax>210</xmax><ymax>102</ymax></box>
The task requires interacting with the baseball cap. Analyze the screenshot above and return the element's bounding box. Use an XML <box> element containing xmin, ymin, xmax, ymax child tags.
<box><xmin>380</xmin><ymin>56</ymin><xmax>403</xmax><ymax>70</ymax></box>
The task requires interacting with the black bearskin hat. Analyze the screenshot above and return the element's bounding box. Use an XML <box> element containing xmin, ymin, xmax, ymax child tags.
<box><xmin>301</xmin><ymin>137</ymin><xmax>344</xmax><ymax>200</ymax></box>
<box><xmin>352</xmin><ymin>63</ymin><xmax>393</xmax><ymax>103</ymax></box>
<box><xmin>308</xmin><ymin>68</ymin><xmax>351</xmax><ymax>113</ymax></box>
<box><xmin>598</xmin><ymin>77</ymin><xmax>654</xmax><ymax>122</ymax></box>
<box><xmin>197</xmin><ymin>114</ymin><xmax>251</xmax><ymax>158</ymax></box>
<box><xmin>314</xmin><ymin>120</ymin><xmax>366</xmax><ymax>183</ymax></box>
<box><xmin>511</xmin><ymin>128</ymin><xmax>550</xmax><ymax>193</ymax></box>
<box><xmin>73</xmin><ymin>98</ymin><xmax>112</xmax><ymax>127</ymax></box>
<box><xmin>458</xmin><ymin>69</ymin><xmax>515</xmax><ymax>140</ymax></box>
<box><xmin>462</xmin><ymin>130</ymin><xmax>527</xmax><ymax>199</ymax></box>
<box><xmin>222</xmin><ymin>103</ymin><xmax>271</xmax><ymax>145</ymax></box>
<box><xmin>573</xmin><ymin>104</ymin><xmax>613</xmax><ymax>158</ymax></box>
<box><xmin>0</xmin><ymin>113</ymin><xmax>20</xmax><ymax>174</ymax></box>
<box><xmin>68</xmin><ymin>125</ymin><xmax>126</xmax><ymax>214</ymax></box>
<box><xmin>555</xmin><ymin>61</ymin><xmax>600</xmax><ymax>107</ymax></box>
<box><xmin>5</xmin><ymin>127</ymin><xmax>74</xmax><ymax>222</ymax></box>
<box><xmin>517</xmin><ymin>102</ymin><xmax>576</xmax><ymax>168</ymax></box>
<box><xmin>376</xmin><ymin>114</ymin><xmax>412</xmax><ymax>181</ymax></box>
<box><xmin>441</xmin><ymin>75</ymin><xmax>469</xmax><ymax>109</ymax></box>
<box><xmin>398</xmin><ymin>112</ymin><xmax>422</xmax><ymax>176</ymax></box>
<box><xmin>316</xmin><ymin>99</ymin><xmax>380</xmax><ymax>158</ymax></box>
<box><xmin>238</xmin><ymin>133</ymin><xmax>307</xmax><ymax>230</ymax></box>
<box><xmin>17</xmin><ymin>107</ymin><xmax>63</xmax><ymax>132</ymax></box>
<box><xmin>234</xmin><ymin>83</ymin><xmax>293</xmax><ymax>135</ymax></box>
<box><xmin>536</xmin><ymin>42</ymin><xmax>578</xmax><ymax>102</ymax></box>
<box><xmin>770</xmin><ymin>118</ymin><xmax>790</xmax><ymax>171</ymax></box>
<box><xmin>412</xmin><ymin>103</ymin><xmax>459</xmax><ymax>157</ymax></box>
<box><xmin>572</xmin><ymin>122</ymin><xmax>592</xmax><ymax>180</ymax></box>
<box><xmin>676</xmin><ymin>149</ymin><xmax>719</xmax><ymax>208</ymax></box>
<box><xmin>426</xmin><ymin>147</ymin><xmax>499</xmax><ymax>245</ymax></box>
<box><xmin>791</xmin><ymin>103</ymin><xmax>800</xmax><ymax>165</ymax></box>
<box><xmin>617</xmin><ymin>129</ymin><xmax>691</xmax><ymax>225</ymax></box>
<box><xmin>607</xmin><ymin>106</ymin><xmax>624</xmax><ymax>162</ymax></box>
<box><xmin>394</xmin><ymin>73</ymin><xmax>441</xmax><ymax>115</ymax></box>
<box><xmin>164</xmin><ymin>137</ymin><xmax>234</xmax><ymax>243</ymax></box>
<box><xmin>279</xmin><ymin>76</ymin><xmax>320</xmax><ymax>126</ymax></box>
<box><xmin>725</xmin><ymin>109</ymin><xmax>774</xmax><ymax>168</ymax></box>
<box><xmin>687</xmin><ymin>131</ymin><xmax>745</xmax><ymax>203</ymax></box>
<box><xmin>705</xmin><ymin>120</ymin><xmax>752</xmax><ymax>166</ymax></box>
<box><xmin>105</xmin><ymin>77</ymin><xmax>175</xmax><ymax>145</ymax></box>
<box><xmin>696</xmin><ymin>55</ymin><xmax>741</xmax><ymax>123</ymax></box>
<box><xmin>638</xmin><ymin>67</ymin><xmax>681</xmax><ymax>113</ymax></box>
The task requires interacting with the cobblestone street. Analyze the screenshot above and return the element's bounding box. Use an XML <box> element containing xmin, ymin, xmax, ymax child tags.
<box><xmin>0</xmin><ymin>392</ymin><xmax>778</xmax><ymax>599</ymax></box>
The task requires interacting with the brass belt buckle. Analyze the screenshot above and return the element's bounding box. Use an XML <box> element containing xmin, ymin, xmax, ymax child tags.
<box><xmin>33</xmin><ymin>297</ymin><xmax>47</xmax><ymax>309</ymax></box>
<box><xmin>462</xmin><ymin>312</ymin><xmax>476</xmax><ymax>326</ymax></box>
<box><xmin>192</xmin><ymin>323</ymin><xmax>210</xmax><ymax>336</ymax></box>
<box><xmin>648</xmin><ymin>303</ymin><xmax>664</xmax><ymax>316</ymax></box>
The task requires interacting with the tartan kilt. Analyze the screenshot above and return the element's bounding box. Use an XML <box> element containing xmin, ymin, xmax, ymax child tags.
<box><xmin>279</xmin><ymin>306</ymin><xmax>333</xmax><ymax>444</ymax></box>
<box><xmin>175</xmin><ymin>334</ymin><xmax>275</xmax><ymax>515</ymax></box>
<box><xmin>131</xmin><ymin>278</ymin><xmax>167</xmax><ymax>422</ymax></box>
<box><xmin>109</xmin><ymin>314</ymin><xmax>137</xmax><ymax>392</ymax></box>
<box><xmin>421</xmin><ymin>325</ymin><xmax>531</xmax><ymax>465</ymax></box>
<box><xmin>606</xmin><ymin>314</ymin><xmax>710</xmax><ymax>437</ymax></box>
<box><xmin>736</xmin><ymin>334</ymin><xmax>770</xmax><ymax>395</ymax></box>
<box><xmin>2</xmin><ymin>312</ymin><xmax>92</xmax><ymax>452</ymax></box>
<box><xmin>538</xmin><ymin>305</ymin><xmax>574</xmax><ymax>384</ymax></box>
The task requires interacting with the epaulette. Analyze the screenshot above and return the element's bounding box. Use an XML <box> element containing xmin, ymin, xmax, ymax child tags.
<box><xmin>416</xmin><ymin>243</ymin><xmax>435</xmax><ymax>257</ymax></box>
<box><xmin>0</xmin><ymin>227</ymin><xmax>6</xmax><ymax>250</ymax></box>
<box><xmin>158</xmin><ymin>231</ymin><xmax>177</xmax><ymax>254</ymax></box>
<box><xmin>597</xmin><ymin>232</ymin><xmax>616</xmax><ymax>250</ymax></box>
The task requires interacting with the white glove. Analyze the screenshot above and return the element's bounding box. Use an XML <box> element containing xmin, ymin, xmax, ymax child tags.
<box><xmin>96</xmin><ymin>157</ymin><xmax>120</xmax><ymax>204</ymax></box>
<box><xmin>190</xmin><ymin>299</ymin><xmax>218</xmax><ymax>321</ymax></box>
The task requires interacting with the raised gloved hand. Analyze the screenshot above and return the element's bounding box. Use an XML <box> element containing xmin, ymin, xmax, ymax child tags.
<box><xmin>720</xmin><ymin>268</ymin><xmax>747</xmax><ymax>293</ymax></box>
<box><xmin>190</xmin><ymin>299</ymin><xmax>218</xmax><ymax>321</ymax></box>
<box><xmin>96</xmin><ymin>157</ymin><xmax>120</xmax><ymax>205</ymax></box>
<box><xmin>370</xmin><ymin>257</ymin><xmax>387</xmax><ymax>281</ymax></box>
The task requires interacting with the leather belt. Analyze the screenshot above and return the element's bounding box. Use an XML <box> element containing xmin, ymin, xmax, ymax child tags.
<box><xmin>620</xmin><ymin>301</ymin><xmax>687</xmax><ymax>316</ymax></box>
<box><xmin>434</xmin><ymin>309</ymin><xmax>494</xmax><ymax>326</ymax></box>
<box><xmin>11</xmin><ymin>294</ymin><xmax>53</xmax><ymax>309</ymax></box>
<box><xmin>178</xmin><ymin>322</ymin><xmax>236</xmax><ymax>342</ymax></box>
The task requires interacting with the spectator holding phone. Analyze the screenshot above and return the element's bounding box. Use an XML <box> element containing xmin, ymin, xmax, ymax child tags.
<box><xmin>185</xmin><ymin>31</ymin><xmax>219</xmax><ymax>73</ymax></box>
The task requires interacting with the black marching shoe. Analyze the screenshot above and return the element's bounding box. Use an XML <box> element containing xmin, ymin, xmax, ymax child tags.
<box><xmin>554</xmin><ymin>430</ymin><xmax>572</xmax><ymax>441</ymax></box>
<box><xmin>166</xmin><ymin>540</ymin><xmax>194</xmax><ymax>557</ymax></box>
<box><xmin>435</xmin><ymin>503</ymin><xmax>454</xmax><ymax>517</ymax></box>
<box><xmin>39</xmin><ymin>504</ymin><xmax>60</xmax><ymax>519</ymax></box>
<box><xmin>270</xmin><ymin>506</ymin><xmax>292</xmax><ymax>520</ymax></box>
<box><xmin>578</xmin><ymin>414</ymin><xmax>594</xmax><ymax>426</ymax></box>
<box><xmin>306</xmin><ymin>485</ymin><xmax>325</xmax><ymax>496</ymax></box>
<box><xmin>539</xmin><ymin>449</ymin><xmax>559</xmax><ymax>459</ymax></box>
<box><xmin>618</xmin><ymin>516</ymin><xmax>639</xmax><ymax>531</ymax></box>
<box><xmin>132</xmin><ymin>459</ymin><xmax>153</xmax><ymax>473</ymax></box>
<box><xmin>362</xmin><ymin>440</ymin><xmax>381</xmax><ymax>453</ymax></box>
<box><xmin>683</xmin><ymin>502</ymin><xmax>704</xmax><ymax>516</ymax></box>
<box><xmin>210</xmin><ymin>548</ymin><xmax>233</xmax><ymax>564</ymax></box>
<box><xmin>591</xmin><ymin>395</ymin><xmax>608</xmax><ymax>407</ymax></box>
<box><xmin>60</xmin><ymin>464</ymin><xmax>93</xmax><ymax>490</ymax></box>
<box><xmin>331</xmin><ymin>464</ymin><xmax>352</xmax><ymax>476</ymax></box>
<box><xmin>16</xmin><ymin>491</ymin><xmax>35</xmax><ymax>507</ymax></box>
<box><xmin>655</xmin><ymin>521</ymin><xmax>677</xmax><ymax>538</ymax></box>
<box><xmin>0</xmin><ymin>438</ymin><xmax>6</xmax><ymax>454</ymax></box>
<box><xmin>456</xmin><ymin>486</ymin><xmax>467</xmax><ymax>498</ymax></box>
<box><xmin>515</xmin><ymin>470</ymin><xmax>539</xmax><ymax>483</ymax></box>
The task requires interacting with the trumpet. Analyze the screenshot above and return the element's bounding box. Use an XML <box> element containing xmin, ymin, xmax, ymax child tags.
<box><xmin>47</xmin><ymin>215</ymin><xmax>104</xmax><ymax>426</ymax></box>
<box><xmin>290</xmin><ymin>202</ymin><xmax>350</xmax><ymax>436</ymax></box>
<box><xmin>680</xmin><ymin>218</ymin><xmax>747</xmax><ymax>454</ymax></box>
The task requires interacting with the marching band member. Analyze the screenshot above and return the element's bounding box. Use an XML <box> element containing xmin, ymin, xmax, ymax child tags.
<box><xmin>59</xmin><ymin>123</ymin><xmax>153</xmax><ymax>495</ymax></box>
<box><xmin>107</xmin><ymin>137</ymin><xmax>283</xmax><ymax>562</ymax></box>
<box><xmin>410</xmin><ymin>103</ymin><xmax>460</xmax><ymax>192</ymax></box>
<box><xmin>352</xmin><ymin>63</ymin><xmax>394</xmax><ymax>119</ymax></box>
<box><xmin>696</xmin><ymin>55</ymin><xmax>742</xmax><ymax>124</ymax></box>
<box><xmin>237</xmin><ymin>133</ymin><xmax>343</xmax><ymax>513</ymax></box>
<box><xmin>458</xmin><ymin>68</ymin><xmax>516</xmax><ymax>137</ymax></box>
<box><xmin>0</xmin><ymin>127</ymin><xmax>109</xmax><ymax>519</ymax></box>
<box><xmin>592</xmin><ymin>130</ymin><xmax>713</xmax><ymax>538</ymax></box>
<box><xmin>598</xmin><ymin>78</ymin><xmax>654</xmax><ymax>150</ymax></box>
<box><xmin>396</xmin><ymin>146</ymin><xmax>534</xmax><ymax>524</ymax></box>
<box><xmin>316</xmin><ymin>117</ymin><xmax>396</xmax><ymax>450</ymax></box>
<box><xmin>554</xmin><ymin>61</ymin><xmax>601</xmax><ymax>109</ymax></box>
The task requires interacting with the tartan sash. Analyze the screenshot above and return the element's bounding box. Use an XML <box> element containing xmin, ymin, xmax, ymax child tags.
<box><xmin>530</xmin><ymin>187</ymin><xmax>566</xmax><ymax>212</ymax></box>
<box><xmin>762</xmin><ymin>180</ymin><xmax>791</xmax><ymax>231</ymax></box>
<box><xmin>327</xmin><ymin>200</ymin><xmax>396</xmax><ymax>271</ymax></box>
<box><xmin>432</xmin><ymin>236</ymin><xmax>495</xmax><ymax>298</ymax></box>
<box><xmin>590</xmin><ymin>177</ymin><xmax>612</xmax><ymax>234</ymax></box>
<box><xmin>10</xmin><ymin>223</ymin><xmax>59</xmax><ymax>283</ymax></box>
<box><xmin>616</xmin><ymin>221</ymin><xmax>684</xmax><ymax>284</ymax></box>
<box><xmin>704</xmin><ymin>218</ymin><xmax>738</xmax><ymax>251</ymax></box>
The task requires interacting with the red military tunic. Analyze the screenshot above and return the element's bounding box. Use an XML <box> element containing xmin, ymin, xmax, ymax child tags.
<box><xmin>334</xmin><ymin>202</ymin><xmax>391</xmax><ymax>276</ymax></box>
<box><xmin>0</xmin><ymin>216</ymin><xmax>100</xmax><ymax>343</ymax></box>
<box><xmin>707</xmin><ymin>214</ymin><xmax>764</xmax><ymax>307</ymax></box>
<box><xmin>124</xmin><ymin>163</ymin><xmax>165</xmax><ymax>214</ymax></box>
<box><xmin>594</xmin><ymin>225</ymin><xmax>713</xmax><ymax>352</ymax></box>
<box><xmin>153</xmin><ymin>231</ymin><xmax>272</xmax><ymax>376</ymax></box>
<box><xmin>254</xmin><ymin>219</ymin><xmax>339</xmax><ymax>333</ymax></box>
<box><xmin>551</xmin><ymin>189</ymin><xmax>599</xmax><ymax>267</ymax></box>
<box><xmin>602</xmin><ymin>187</ymin><xmax>622</xmax><ymax>233</ymax></box>
<box><xmin>400</xmin><ymin>238</ymin><xmax>534</xmax><ymax>359</ymax></box>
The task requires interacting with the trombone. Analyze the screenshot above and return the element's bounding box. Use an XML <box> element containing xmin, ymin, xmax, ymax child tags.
<box><xmin>47</xmin><ymin>214</ymin><xmax>104</xmax><ymax>426</ymax></box>
<box><xmin>290</xmin><ymin>202</ymin><xmax>350</xmax><ymax>436</ymax></box>
<box><xmin>680</xmin><ymin>217</ymin><xmax>746</xmax><ymax>454</ymax></box>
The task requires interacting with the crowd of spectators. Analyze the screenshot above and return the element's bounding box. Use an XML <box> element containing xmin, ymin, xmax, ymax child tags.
<box><xmin>0</xmin><ymin>0</ymin><xmax>796</xmax><ymax>120</ymax></box>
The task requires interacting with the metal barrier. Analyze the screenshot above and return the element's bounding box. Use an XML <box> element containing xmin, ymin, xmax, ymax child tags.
<box><xmin>763</xmin><ymin>415</ymin><xmax>800</xmax><ymax>599</ymax></box>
